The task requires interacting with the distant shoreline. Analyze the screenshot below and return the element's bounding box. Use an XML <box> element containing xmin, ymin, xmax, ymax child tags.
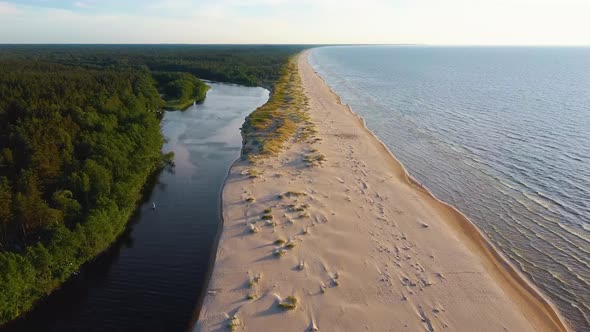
<box><xmin>197</xmin><ymin>51</ymin><xmax>569</xmax><ymax>331</ymax></box>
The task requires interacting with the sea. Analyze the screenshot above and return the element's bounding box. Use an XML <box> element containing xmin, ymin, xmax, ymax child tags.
<box><xmin>309</xmin><ymin>46</ymin><xmax>590</xmax><ymax>330</ymax></box>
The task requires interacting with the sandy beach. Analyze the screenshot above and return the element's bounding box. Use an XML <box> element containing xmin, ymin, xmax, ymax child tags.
<box><xmin>197</xmin><ymin>51</ymin><xmax>568</xmax><ymax>331</ymax></box>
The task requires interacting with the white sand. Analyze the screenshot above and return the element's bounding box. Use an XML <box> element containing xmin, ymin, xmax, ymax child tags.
<box><xmin>197</xmin><ymin>52</ymin><xmax>568</xmax><ymax>332</ymax></box>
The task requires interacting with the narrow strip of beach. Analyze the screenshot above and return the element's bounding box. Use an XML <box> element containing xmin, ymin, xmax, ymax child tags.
<box><xmin>197</xmin><ymin>51</ymin><xmax>568</xmax><ymax>332</ymax></box>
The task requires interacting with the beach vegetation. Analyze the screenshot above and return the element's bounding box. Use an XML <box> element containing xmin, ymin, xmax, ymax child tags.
<box><xmin>241</xmin><ymin>57</ymin><xmax>315</xmax><ymax>159</ymax></box>
<box><xmin>286</xmin><ymin>204</ymin><xmax>307</xmax><ymax>212</ymax></box>
<box><xmin>248</xmin><ymin>273</ymin><xmax>261</xmax><ymax>288</ymax></box>
<box><xmin>277</xmin><ymin>296</ymin><xmax>298</xmax><ymax>310</ymax></box>
<box><xmin>304</xmin><ymin>154</ymin><xmax>326</xmax><ymax>166</ymax></box>
<box><xmin>246</xmin><ymin>168</ymin><xmax>262</xmax><ymax>178</ymax></box>
<box><xmin>284</xmin><ymin>191</ymin><xmax>307</xmax><ymax>198</ymax></box>
<box><xmin>332</xmin><ymin>274</ymin><xmax>340</xmax><ymax>286</ymax></box>
<box><xmin>227</xmin><ymin>314</ymin><xmax>241</xmax><ymax>330</ymax></box>
<box><xmin>273</xmin><ymin>249</ymin><xmax>287</xmax><ymax>257</ymax></box>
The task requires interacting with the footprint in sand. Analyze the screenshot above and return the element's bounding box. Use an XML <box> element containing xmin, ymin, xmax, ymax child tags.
<box><xmin>417</xmin><ymin>305</ymin><xmax>435</xmax><ymax>332</ymax></box>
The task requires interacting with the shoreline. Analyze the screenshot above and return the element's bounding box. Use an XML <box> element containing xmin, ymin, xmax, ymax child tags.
<box><xmin>197</xmin><ymin>51</ymin><xmax>569</xmax><ymax>331</ymax></box>
<box><xmin>188</xmin><ymin>155</ymin><xmax>249</xmax><ymax>331</ymax></box>
<box><xmin>308</xmin><ymin>53</ymin><xmax>569</xmax><ymax>331</ymax></box>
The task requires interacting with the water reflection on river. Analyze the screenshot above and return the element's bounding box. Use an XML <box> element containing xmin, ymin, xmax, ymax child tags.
<box><xmin>3</xmin><ymin>83</ymin><xmax>268</xmax><ymax>332</ymax></box>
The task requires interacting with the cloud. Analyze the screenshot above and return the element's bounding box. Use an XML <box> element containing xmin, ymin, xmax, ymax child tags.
<box><xmin>0</xmin><ymin>0</ymin><xmax>589</xmax><ymax>44</ymax></box>
<box><xmin>73</xmin><ymin>2</ymin><xmax>93</xmax><ymax>9</ymax></box>
<box><xmin>0</xmin><ymin>1</ymin><xmax>19</xmax><ymax>15</ymax></box>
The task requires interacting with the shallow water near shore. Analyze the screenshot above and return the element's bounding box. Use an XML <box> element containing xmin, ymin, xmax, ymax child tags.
<box><xmin>2</xmin><ymin>83</ymin><xmax>268</xmax><ymax>332</ymax></box>
<box><xmin>310</xmin><ymin>46</ymin><xmax>590</xmax><ymax>330</ymax></box>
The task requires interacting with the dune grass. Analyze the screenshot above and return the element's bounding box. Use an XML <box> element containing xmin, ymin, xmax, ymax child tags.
<box><xmin>284</xmin><ymin>191</ymin><xmax>307</xmax><ymax>198</ymax></box>
<box><xmin>273</xmin><ymin>249</ymin><xmax>288</xmax><ymax>257</ymax></box>
<box><xmin>241</xmin><ymin>56</ymin><xmax>315</xmax><ymax>160</ymax></box>
<box><xmin>278</xmin><ymin>296</ymin><xmax>298</xmax><ymax>310</ymax></box>
<box><xmin>247</xmin><ymin>167</ymin><xmax>263</xmax><ymax>178</ymax></box>
<box><xmin>248</xmin><ymin>273</ymin><xmax>262</xmax><ymax>287</ymax></box>
<box><xmin>304</xmin><ymin>153</ymin><xmax>326</xmax><ymax>166</ymax></box>
<box><xmin>227</xmin><ymin>314</ymin><xmax>241</xmax><ymax>330</ymax></box>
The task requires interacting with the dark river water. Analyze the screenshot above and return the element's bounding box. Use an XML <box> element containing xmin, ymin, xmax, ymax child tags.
<box><xmin>3</xmin><ymin>83</ymin><xmax>269</xmax><ymax>332</ymax></box>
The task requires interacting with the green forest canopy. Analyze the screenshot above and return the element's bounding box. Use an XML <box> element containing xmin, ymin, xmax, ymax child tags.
<box><xmin>152</xmin><ymin>71</ymin><xmax>210</xmax><ymax>110</ymax></box>
<box><xmin>0</xmin><ymin>44</ymin><xmax>307</xmax><ymax>87</ymax></box>
<box><xmin>0</xmin><ymin>45</ymin><xmax>307</xmax><ymax>325</ymax></box>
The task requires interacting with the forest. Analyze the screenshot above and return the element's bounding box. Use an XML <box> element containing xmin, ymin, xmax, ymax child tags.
<box><xmin>0</xmin><ymin>45</ymin><xmax>306</xmax><ymax>325</ymax></box>
<box><xmin>153</xmin><ymin>71</ymin><xmax>209</xmax><ymax>110</ymax></box>
<box><xmin>0</xmin><ymin>45</ymin><xmax>305</xmax><ymax>88</ymax></box>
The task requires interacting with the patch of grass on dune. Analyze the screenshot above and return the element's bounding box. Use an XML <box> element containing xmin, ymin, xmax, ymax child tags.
<box><xmin>241</xmin><ymin>56</ymin><xmax>315</xmax><ymax>160</ymax></box>
<box><xmin>277</xmin><ymin>296</ymin><xmax>298</xmax><ymax>310</ymax></box>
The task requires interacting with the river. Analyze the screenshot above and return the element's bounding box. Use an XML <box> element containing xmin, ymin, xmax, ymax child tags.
<box><xmin>3</xmin><ymin>82</ymin><xmax>269</xmax><ymax>332</ymax></box>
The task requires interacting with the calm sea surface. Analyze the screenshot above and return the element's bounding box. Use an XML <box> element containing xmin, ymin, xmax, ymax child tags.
<box><xmin>310</xmin><ymin>46</ymin><xmax>590</xmax><ymax>330</ymax></box>
<box><xmin>3</xmin><ymin>83</ymin><xmax>268</xmax><ymax>332</ymax></box>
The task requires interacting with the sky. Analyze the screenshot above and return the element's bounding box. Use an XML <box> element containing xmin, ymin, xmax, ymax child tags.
<box><xmin>0</xmin><ymin>0</ymin><xmax>589</xmax><ymax>45</ymax></box>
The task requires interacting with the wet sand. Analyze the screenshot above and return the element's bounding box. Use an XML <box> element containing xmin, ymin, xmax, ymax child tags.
<box><xmin>197</xmin><ymin>51</ymin><xmax>568</xmax><ymax>332</ymax></box>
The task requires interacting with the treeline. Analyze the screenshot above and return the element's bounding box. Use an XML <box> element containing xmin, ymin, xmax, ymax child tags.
<box><xmin>0</xmin><ymin>45</ymin><xmax>306</xmax><ymax>325</ymax></box>
<box><xmin>0</xmin><ymin>45</ymin><xmax>308</xmax><ymax>88</ymax></box>
<box><xmin>0</xmin><ymin>60</ymin><xmax>165</xmax><ymax>322</ymax></box>
<box><xmin>153</xmin><ymin>71</ymin><xmax>209</xmax><ymax>110</ymax></box>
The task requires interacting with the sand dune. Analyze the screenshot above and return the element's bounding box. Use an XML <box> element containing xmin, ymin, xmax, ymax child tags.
<box><xmin>196</xmin><ymin>51</ymin><xmax>568</xmax><ymax>332</ymax></box>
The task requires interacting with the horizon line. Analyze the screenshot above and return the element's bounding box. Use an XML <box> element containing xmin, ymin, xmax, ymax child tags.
<box><xmin>1</xmin><ymin>43</ymin><xmax>590</xmax><ymax>47</ymax></box>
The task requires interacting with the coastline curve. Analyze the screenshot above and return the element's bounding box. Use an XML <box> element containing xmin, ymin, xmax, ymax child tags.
<box><xmin>304</xmin><ymin>49</ymin><xmax>569</xmax><ymax>332</ymax></box>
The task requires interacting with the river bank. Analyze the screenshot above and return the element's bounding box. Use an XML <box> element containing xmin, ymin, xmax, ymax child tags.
<box><xmin>197</xmin><ymin>52</ymin><xmax>568</xmax><ymax>331</ymax></box>
<box><xmin>2</xmin><ymin>83</ymin><xmax>269</xmax><ymax>332</ymax></box>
